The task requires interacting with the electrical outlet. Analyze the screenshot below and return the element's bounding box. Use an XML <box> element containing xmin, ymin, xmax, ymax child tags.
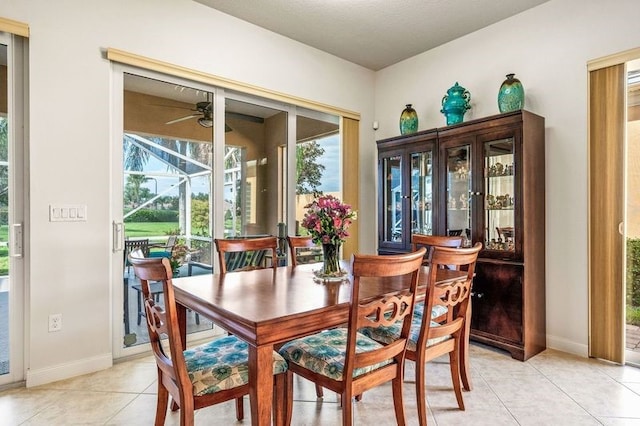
<box><xmin>48</xmin><ymin>313</ymin><xmax>62</xmax><ymax>332</ymax></box>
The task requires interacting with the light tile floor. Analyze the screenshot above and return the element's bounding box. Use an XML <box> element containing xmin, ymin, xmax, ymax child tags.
<box><xmin>2</xmin><ymin>343</ymin><xmax>640</xmax><ymax>425</ymax></box>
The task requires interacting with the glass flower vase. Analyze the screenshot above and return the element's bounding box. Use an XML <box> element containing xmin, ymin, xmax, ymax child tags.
<box><xmin>314</xmin><ymin>242</ymin><xmax>347</xmax><ymax>281</ymax></box>
<box><xmin>322</xmin><ymin>243</ymin><xmax>341</xmax><ymax>275</ymax></box>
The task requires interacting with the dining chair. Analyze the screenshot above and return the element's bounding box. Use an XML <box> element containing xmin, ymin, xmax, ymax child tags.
<box><xmin>285</xmin><ymin>234</ymin><xmax>325</xmax><ymax>398</ymax></box>
<box><xmin>411</xmin><ymin>234</ymin><xmax>463</xmax><ymax>266</ymax></box>
<box><xmin>214</xmin><ymin>236</ymin><xmax>278</xmax><ymax>273</ymax></box>
<box><xmin>128</xmin><ymin>250</ymin><xmax>288</xmax><ymax>426</ymax></box>
<box><xmin>278</xmin><ymin>247</ymin><xmax>426</xmax><ymax>426</ymax></box>
<box><xmin>410</xmin><ymin>233</ymin><xmax>472</xmax><ymax>392</ymax></box>
<box><xmin>286</xmin><ymin>235</ymin><xmax>322</xmax><ymax>266</ymax></box>
<box><xmin>361</xmin><ymin>243</ymin><xmax>482</xmax><ymax>426</ymax></box>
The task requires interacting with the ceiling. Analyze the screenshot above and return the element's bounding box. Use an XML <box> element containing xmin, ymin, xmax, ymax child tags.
<box><xmin>195</xmin><ymin>0</ymin><xmax>551</xmax><ymax>71</ymax></box>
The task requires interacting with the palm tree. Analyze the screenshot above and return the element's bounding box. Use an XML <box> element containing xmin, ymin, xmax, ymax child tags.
<box><xmin>124</xmin><ymin>174</ymin><xmax>150</xmax><ymax>208</ymax></box>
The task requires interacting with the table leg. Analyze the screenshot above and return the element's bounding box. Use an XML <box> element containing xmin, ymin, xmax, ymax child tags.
<box><xmin>460</xmin><ymin>303</ymin><xmax>472</xmax><ymax>391</ymax></box>
<box><xmin>249</xmin><ymin>344</ymin><xmax>274</xmax><ymax>426</ymax></box>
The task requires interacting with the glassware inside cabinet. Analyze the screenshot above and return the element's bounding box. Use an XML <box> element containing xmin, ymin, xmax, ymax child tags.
<box><xmin>411</xmin><ymin>151</ymin><xmax>433</xmax><ymax>236</ymax></box>
<box><xmin>382</xmin><ymin>155</ymin><xmax>403</xmax><ymax>243</ymax></box>
<box><xmin>445</xmin><ymin>146</ymin><xmax>472</xmax><ymax>247</ymax></box>
<box><xmin>484</xmin><ymin>138</ymin><xmax>515</xmax><ymax>251</ymax></box>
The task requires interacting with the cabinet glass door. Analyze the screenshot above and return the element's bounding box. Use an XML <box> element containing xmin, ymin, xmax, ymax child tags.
<box><xmin>381</xmin><ymin>155</ymin><xmax>403</xmax><ymax>244</ymax></box>
<box><xmin>411</xmin><ymin>151</ymin><xmax>433</xmax><ymax>236</ymax></box>
<box><xmin>484</xmin><ymin>138</ymin><xmax>515</xmax><ymax>252</ymax></box>
<box><xmin>445</xmin><ymin>145</ymin><xmax>472</xmax><ymax>246</ymax></box>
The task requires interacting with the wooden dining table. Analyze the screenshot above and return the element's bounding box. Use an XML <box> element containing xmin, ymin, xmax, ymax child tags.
<box><xmin>171</xmin><ymin>262</ymin><xmax>467</xmax><ymax>426</ymax></box>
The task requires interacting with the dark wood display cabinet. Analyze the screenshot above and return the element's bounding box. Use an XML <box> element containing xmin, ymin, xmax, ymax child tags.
<box><xmin>377</xmin><ymin>129</ymin><xmax>438</xmax><ymax>254</ymax></box>
<box><xmin>377</xmin><ymin>110</ymin><xmax>546</xmax><ymax>361</ymax></box>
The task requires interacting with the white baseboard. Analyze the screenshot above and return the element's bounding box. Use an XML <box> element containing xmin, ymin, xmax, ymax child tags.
<box><xmin>26</xmin><ymin>353</ymin><xmax>113</xmax><ymax>387</ymax></box>
<box><xmin>547</xmin><ymin>334</ymin><xmax>588</xmax><ymax>358</ymax></box>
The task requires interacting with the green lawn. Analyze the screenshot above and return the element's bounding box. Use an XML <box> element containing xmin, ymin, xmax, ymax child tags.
<box><xmin>124</xmin><ymin>222</ymin><xmax>180</xmax><ymax>239</ymax></box>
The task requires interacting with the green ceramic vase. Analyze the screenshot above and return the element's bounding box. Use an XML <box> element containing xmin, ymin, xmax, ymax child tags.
<box><xmin>399</xmin><ymin>104</ymin><xmax>418</xmax><ymax>135</ymax></box>
<box><xmin>498</xmin><ymin>73</ymin><xmax>525</xmax><ymax>113</ymax></box>
<box><xmin>441</xmin><ymin>83</ymin><xmax>471</xmax><ymax>126</ymax></box>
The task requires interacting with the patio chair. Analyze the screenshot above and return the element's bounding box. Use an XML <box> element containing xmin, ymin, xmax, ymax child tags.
<box><xmin>149</xmin><ymin>235</ymin><xmax>177</xmax><ymax>259</ymax></box>
<box><xmin>124</xmin><ymin>238</ymin><xmax>149</xmax><ymax>274</ymax></box>
<box><xmin>127</xmin><ymin>250</ymin><xmax>288</xmax><ymax>426</ymax></box>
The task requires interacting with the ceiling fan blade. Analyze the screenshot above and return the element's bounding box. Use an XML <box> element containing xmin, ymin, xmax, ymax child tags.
<box><xmin>166</xmin><ymin>114</ymin><xmax>200</xmax><ymax>125</ymax></box>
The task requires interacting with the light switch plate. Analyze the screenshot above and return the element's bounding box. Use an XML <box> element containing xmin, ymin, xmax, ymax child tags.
<box><xmin>49</xmin><ymin>204</ymin><xmax>87</xmax><ymax>222</ymax></box>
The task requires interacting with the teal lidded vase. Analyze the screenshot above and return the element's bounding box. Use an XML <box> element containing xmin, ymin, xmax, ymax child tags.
<box><xmin>441</xmin><ymin>82</ymin><xmax>471</xmax><ymax>126</ymax></box>
<box><xmin>498</xmin><ymin>73</ymin><xmax>525</xmax><ymax>113</ymax></box>
<box><xmin>399</xmin><ymin>104</ymin><xmax>418</xmax><ymax>135</ymax></box>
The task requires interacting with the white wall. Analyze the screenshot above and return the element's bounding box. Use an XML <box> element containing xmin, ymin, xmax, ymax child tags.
<box><xmin>374</xmin><ymin>0</ymin><xmax>640</xmax><ymax>356</ymax></box>
<box><xmin>3</xmin><ymin>0</ymin><xmax>375</xmax><ymax>385</ymax></box>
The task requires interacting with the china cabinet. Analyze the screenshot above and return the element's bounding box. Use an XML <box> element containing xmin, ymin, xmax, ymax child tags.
<box><xmin>377</xmin><ymin>110</ymin><xmax>545</xmax><ymax>361</ymax></box>
<box><xmin>377</xmin><ymin>129</ymin><xmax>438</xmax><ymax>254</ymax></box>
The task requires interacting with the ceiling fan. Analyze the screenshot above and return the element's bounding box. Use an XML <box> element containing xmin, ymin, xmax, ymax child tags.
<box><xmin>165</xmin><ymin>101</ymin><xmax>214</xmax><ymax>128</ymax></box>
<box><xmin>164</xmin><ymin>101</ymin><xmax>264</xmax><ymax>131</ymax></box>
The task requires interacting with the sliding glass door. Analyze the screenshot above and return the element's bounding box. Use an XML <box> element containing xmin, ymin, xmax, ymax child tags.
<box><xmin>112</xmin><ymin>67</ymin><xmax>344</xmax><ymax>358</ymax></box>
<box><xmin>115</xmin><ymin>71</ymin><xmax>216</xmax><ymax>355</ymax></box>
<box><xmin>0</xmin><ymin>32</ymin><xmax>26</xmax><ymax>385</ymax></box>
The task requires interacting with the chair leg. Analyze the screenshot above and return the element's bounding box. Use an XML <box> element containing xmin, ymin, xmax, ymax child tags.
<box><xmin>415</xmin><ymin>359</ymin><xmax>428</xmax><ymax>426</ymax></box>
<box><xmin>461</xmin><ymin>308</ymin><xmax>472</xmax><ymax>391</ymax></box>
<box><xmin>179</xmin><ymin>396</ymin><xmax>195</xmax><ymax>426</ymax></box>
<box><xmin>315</xmin><ymin>384</ymin><xmax>323</xmax><ymax>398</ymax></box>
<box><xmin>273</xmin><ymin>374</ymin><xmax>286</xmax><ymax>426</ymax></box>
<box><xmin>235</xmin><ymin>396</ymin><xmax>244</xmax><ymax>421</ymax></box>
<box><xmin>391</xmin><ymin>373</ymin><xmax>407</xmax><ymax>426</ymax></box>
<box><xmin>285</xmin><ymin>371</ymin><xmax>294</xmax><ymax>426</ymax></box>
<box><xmin>450</xmin><ymin>341</ymin><xmax>465</xmax><ymax>410</ymax></box>
<box><xmin>341</xmin><ymin>390</ymin><xmax>354</xmax><ymax>426</ymax></box>
<box><xmin>155</xmin><ymin>380</ymin><xmax>169</xmax><ymax>426</ymax></box>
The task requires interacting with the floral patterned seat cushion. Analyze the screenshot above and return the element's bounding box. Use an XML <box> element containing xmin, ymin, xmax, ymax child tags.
<box><xmin>360</xmin><ymin>314</ymin><xmax>451</xmax><ymax>352</ymax></box>
<box><xmin>184</xmin><ymin>335</ymin><xmax>288</xmax><ymax>396</ymax></box>
<box><xmin>413</xmin><ymin>301</ymin><xmax>448</xmax><ymax>320</ymax></box>
<box><xmin>278</xmin><ymin>328</ymin><xmax>393</xmax><ymax>381</ymax></box>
